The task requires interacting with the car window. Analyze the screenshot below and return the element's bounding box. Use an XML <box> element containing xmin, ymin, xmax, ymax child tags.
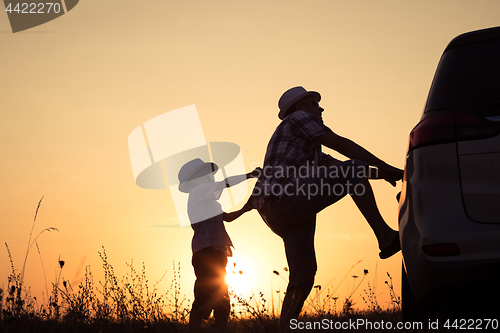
<box><xmin>425</xmin><ymin>37</ymin><xmax>500</xmax><ymax>118</ymax></box>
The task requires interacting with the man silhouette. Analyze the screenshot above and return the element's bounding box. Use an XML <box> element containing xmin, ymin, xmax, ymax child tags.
<box><xmin>251</xmin><ymin>86</ymin><xmax>403</xmax><ymax>332</ymax></box>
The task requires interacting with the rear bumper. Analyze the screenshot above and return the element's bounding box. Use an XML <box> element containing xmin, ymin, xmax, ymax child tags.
<box><xmin>399</xmin><ymin>144</ymin><xmax>500</xmax><ymax>302</ymax></box>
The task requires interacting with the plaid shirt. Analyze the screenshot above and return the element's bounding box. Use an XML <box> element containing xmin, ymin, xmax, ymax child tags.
<box><xmin>253</xmin><ymin>110</ymin><xmax>336</xmax><ymax>202</ymax></box>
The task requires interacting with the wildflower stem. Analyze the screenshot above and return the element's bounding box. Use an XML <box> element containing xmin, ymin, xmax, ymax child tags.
<box><xmin>20</xmin><ymin>196</ymin><xmax>44</xmax><ymax>289</ymax></box>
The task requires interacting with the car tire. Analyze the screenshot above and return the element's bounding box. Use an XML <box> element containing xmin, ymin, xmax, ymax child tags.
<box><xmin>401</xmin><ymin>263</ymin><xmax>424</xmax><ymax>322</ymax></box>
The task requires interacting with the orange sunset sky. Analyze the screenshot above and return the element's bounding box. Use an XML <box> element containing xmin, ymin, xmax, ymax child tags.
<box><xmin>1</xmin><ymin>0</ymin><xmax>500</xmax><ymax>311</ymax></box>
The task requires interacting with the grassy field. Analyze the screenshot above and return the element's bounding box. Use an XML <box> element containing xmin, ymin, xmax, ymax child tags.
<box><xmin>0</xmin><ymin>243</ymin><xmax>425</xmax><ymax>333</ymax></box>
<box><xmin>0</xmin><ymin>198</ymin><xmax>422</xmax><ymax>332</ymax></box>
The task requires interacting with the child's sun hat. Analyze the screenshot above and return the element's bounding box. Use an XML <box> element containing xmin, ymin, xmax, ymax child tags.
<box><xmin>178</xmin><ymin>158</ymin><xmax>218</xmax><ymax>193</ymax></box>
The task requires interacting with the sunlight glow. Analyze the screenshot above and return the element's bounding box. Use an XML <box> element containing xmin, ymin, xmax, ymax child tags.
<box><xmin>226</xmin><ymin>255</ymin><xmax>260</xmax><ymax>297</ymax></box>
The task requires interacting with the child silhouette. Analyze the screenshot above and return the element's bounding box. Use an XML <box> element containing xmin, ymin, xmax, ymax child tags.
<box><xmin>178</xmin><ymin>158</ymin><xmax>260</xmax><ymax>332</ymax></box>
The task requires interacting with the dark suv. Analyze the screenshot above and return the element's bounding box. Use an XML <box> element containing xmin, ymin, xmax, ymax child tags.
<box><xmin>398</xmin><ymin>26</ymin><xmax>500</xmax><ymax>318</ymax></box>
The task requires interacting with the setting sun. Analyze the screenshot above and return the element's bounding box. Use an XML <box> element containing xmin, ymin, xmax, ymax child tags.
<box><xmin>226</xmin><ymin>255</ymin><xmax>261</xmax><ymax>297</ymax></box>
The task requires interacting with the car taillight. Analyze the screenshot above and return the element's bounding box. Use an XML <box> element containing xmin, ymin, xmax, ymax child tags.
<box><xmin>455</xmin><ymin>111</ymin><xmax>500</xmax><ymax>141</ymax></box>
<box><xmin>422</xmin><ymin>243</ymin><xmax>461</xmax><ymax>256</ymax></box>
<box><xmin>408</xmin><ymin>110</ymin><xmax>500</xmax><ymax>152</ymax></box>
<box><xmin>408</xmin><ymin>111</ymin><xmax>455</xmax><ymax>151</ymax></box>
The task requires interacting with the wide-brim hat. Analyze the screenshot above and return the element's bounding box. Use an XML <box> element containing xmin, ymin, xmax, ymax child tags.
<box><xmin>178</xmin><ymin>158</ymin><xmax>218</xmax><ymax>193</ymax></box>
<box><xmin>278</xmin><ymin>86</ymin><xmax>321</xmax><ymax>120</ymax></box>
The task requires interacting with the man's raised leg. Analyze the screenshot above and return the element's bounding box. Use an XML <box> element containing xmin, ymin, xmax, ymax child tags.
<box><xmin>350</xmin><ymin>176</ymin><xmax>400</xmax><ymax>258</ymax></box>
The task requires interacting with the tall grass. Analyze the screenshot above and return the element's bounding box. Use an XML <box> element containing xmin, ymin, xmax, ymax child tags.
<box><xmin>0</xmin><ymin>199</ymin><xmax>410</xmax><ymax>332</ymax></box>
<box><xmin>1</xmin><ymin>242</ymin><xmax>190</xmax><ymax>330</ymax></box>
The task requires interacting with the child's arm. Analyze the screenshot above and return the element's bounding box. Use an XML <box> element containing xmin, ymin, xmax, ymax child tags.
<box><xmin>215</xmin><ymin>167</ymin><xmax>262</xmax><ymax>193</ymax></box>
<box><xmin>223</xmin><ymin>199</ymin><xmax>254</xmax><ymax>222</ymax></box>
<box><xmin>223</xmin><ymin>206</ymin><xmax>250</xmax><ymax>222</ymax></box>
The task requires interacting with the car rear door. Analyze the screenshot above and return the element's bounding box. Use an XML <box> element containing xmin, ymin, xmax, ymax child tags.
<box><xmin>425</xmin><ymin>31</ymin><xmax>500</xmax><ymax>223</ymax></box>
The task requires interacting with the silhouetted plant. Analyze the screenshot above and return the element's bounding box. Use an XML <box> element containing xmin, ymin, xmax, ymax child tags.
<box><xmin>1</xmin><ymin>199</ymin><xmax>407</xmax><ymax>332</ymax></box>
<box><xmin>385</xmin><ymin>272</ymin><xmax>401</xmax><ymax>311</ymax></box>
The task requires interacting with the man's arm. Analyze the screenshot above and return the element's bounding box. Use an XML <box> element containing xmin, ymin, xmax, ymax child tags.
<box><xmin>314</xmin><ymin>132</ymin><xmax>403</xmax><ymax>185</ymax></box>
<box><xmin>314</xmin><ymin>132</ymin><xmax>383</xmax><ymax>165</ymax></box>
